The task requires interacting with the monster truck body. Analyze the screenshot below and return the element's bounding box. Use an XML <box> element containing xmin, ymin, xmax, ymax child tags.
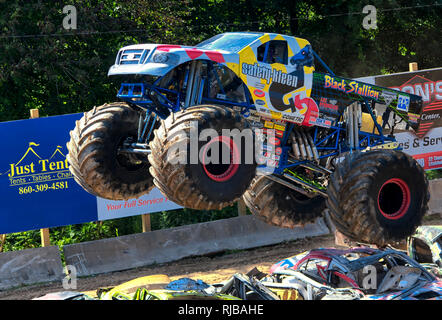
<box><xmin>67</xmin><ymin>32</ymin><xmax>429</xmax><ymax>246</ymax></box>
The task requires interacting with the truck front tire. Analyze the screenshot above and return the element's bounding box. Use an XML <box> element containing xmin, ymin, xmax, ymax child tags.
<box><xmin>66</xmin><ymin>102</ymin><xmax>155</xmax><ymax>200</ymax></box>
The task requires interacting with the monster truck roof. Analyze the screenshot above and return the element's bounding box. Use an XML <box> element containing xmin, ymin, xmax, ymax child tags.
<box><xmin>196</xmin><ymin>32</ymin><xmax>264</xmax><ymax>52</ymax></box>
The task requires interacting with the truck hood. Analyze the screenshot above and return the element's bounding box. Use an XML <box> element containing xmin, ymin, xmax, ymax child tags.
<box><xmin>107</xmin><ymin>43</ymin><xmax>238</xmax><ymax>77</ymax></box>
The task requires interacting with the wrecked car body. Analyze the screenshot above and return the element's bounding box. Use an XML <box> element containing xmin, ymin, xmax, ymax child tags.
<box><xmin>407</xmin><ymin>226</ymin><xmax>442</xmax><ymax>278</ymax></box>
<box><xmin>267</xmin><ymin>247</ymin><xmax>442</xmax><ymax>300</ymax></box>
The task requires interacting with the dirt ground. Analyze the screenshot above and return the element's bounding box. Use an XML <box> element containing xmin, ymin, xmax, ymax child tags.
<box><xmin>1</xmin><ymin>215</ymin><xmax>440</xmax><ymax>300</ymax></box>
<box><xmin>0</xmin><ymin>234</ymin><xmax>338</xmax><ymax>300</ymax></box>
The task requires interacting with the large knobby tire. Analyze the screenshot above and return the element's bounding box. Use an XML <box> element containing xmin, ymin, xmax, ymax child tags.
<box><xmin>66</xmin><ymin>102</ymin><xmax>155</xmax><ymax>200</ymax></box>
<box><xmin>327</xmin><ymin>149</ymin><xmax>429</xmax><ymax>246</ymax></box>
<box><xmin>148</xmin><ymin>105</ymin><xmax>257</xmax><ymax>210</ymax></box>
<box><xmin>243</xmin><ymin>175</ymin><xmax>326</xmax><ymax>228</ymax></box>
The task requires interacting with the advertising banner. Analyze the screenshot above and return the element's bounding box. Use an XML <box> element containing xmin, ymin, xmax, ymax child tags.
<box><xmin>0</xmin><ymin>114</ymin><xmax>97</xmax><ymax>234</ymax></box>
<box><xmin>0</xmin><ymin>113</ymin><xmax>181</xmax><ymax>234</ymax></box>
<box><xmin>395</xmin><ymin>127</ymin><xmax>442</xmax><ymax>171</ymax></box>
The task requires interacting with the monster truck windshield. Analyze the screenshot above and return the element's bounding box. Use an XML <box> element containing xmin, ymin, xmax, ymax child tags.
<box><xmin>197</xmin><ymin>32</ymin><xmax>262</xmax><ymax>53</ymax></box>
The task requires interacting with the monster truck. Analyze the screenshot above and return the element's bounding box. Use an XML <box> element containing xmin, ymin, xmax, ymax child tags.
<box><xmin>66</xmin><ymin>32</ymin><xmax>429</xmax><ymax>246</ymax></box>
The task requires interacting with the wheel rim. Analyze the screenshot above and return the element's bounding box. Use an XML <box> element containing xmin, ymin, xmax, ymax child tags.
<box><xmin>202</xmin><ymin>136</ymin><xmax>239</xmax><ymax>182</ymax></box>
<box><xmin>115</xmin><ymin>136</ymin><xmax>145</xmax><ymax>172</ymax></box>
<box><xmin>377</xmin><ymin>178</ymin><xmax>411</xmax><ymax>220</ymax></box>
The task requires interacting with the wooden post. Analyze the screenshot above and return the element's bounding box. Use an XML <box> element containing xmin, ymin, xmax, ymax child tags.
<box><xmin>40</xmin><ymin>228</ymin><xmax>51</xmax><ymax>247</ymax></box>
<box><xmin>30</xmin><ymin>108</ymin><xmax>51</xmax><ymax>247</ymax></box>
<box><xmin>409</xmin><ymin>62</ymin><xmax>418</xmax><ymax>72</ymax></box>
<box><xmin>30</xmin><ymin>108</ymin><xmax>40</xmax><ymax>119</ymax></box>
<box><xmin>141</xmin><ymin>214</ymin><xmax>151</xmax><ymax>232</ymax></box>
<box><xmin>0</xmin><ymin>234</ymin><xmax>6</xmax><ymax>252</ymax></box>
<box><xmin>237</xmin><ymin>199</ymin><xmax>247</xmax><ymax>216</ymax></box>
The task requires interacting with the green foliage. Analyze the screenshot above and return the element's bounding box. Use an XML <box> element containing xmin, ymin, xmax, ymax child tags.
<box><xmin>150</xmin><ymin>204</ymin><xmax>243</xmax><ymax>230</ymax></box>
<box><xmin>1</xmin><ymin>0</ymin><xmax>440</xmax><ymax>122</ymax></box>
<box><xmin>1</xmin><ymin>204</ymin><xmax>245</xmax><ymax>252</ymax></box>
<box><xmin>426</xmin><ymin>169</ymin><xmax>442</xmax><ymax>180</ymax></box>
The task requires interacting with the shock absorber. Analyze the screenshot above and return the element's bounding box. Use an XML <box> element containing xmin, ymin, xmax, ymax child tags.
<box><xmin>344</xmin><ymin>103</ymin><xmax>361</xmax><ymax>150</ymax></box>
<box><xmin>290</xmin><ymin>128</ymin><xmax>319</xmax><ymax>163</ymax></box>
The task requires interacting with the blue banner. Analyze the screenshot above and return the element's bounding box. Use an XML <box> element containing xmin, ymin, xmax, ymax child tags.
<box><xmin>0</xmin><ymin>114</ymin><xmax>98</xmax><ymax>233</ymax></box>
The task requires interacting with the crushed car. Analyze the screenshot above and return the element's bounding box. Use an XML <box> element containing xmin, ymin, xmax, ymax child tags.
<box><xmin>407</xmin><ymin>225</ymin><xmax>442</xmax><ymax>278</ymax></box>
<box><xmin>33</xmin><ymin>274</ymin><xmax>240</xmax><ymax>301</ymax></box>
<box><xmin>266</xmin><ymin>247</ymin><xmax>442</xmax><ymax>300</ymax></box>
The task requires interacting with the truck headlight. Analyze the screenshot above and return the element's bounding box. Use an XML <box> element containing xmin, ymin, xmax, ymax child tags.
<box><xmin>153</xmin><ymin>53</ymin><xmax>169</xmax><ymax>63</ymax></box>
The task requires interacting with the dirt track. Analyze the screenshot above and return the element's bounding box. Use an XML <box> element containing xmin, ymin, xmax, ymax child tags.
<box><xmin>0</xmin><ymin>234</ymin><xmax>337</xmax><ymax>300</ymax></box>
<box><xmin>1</xmin><ymin>215</ymin><xmax>440</xmax><ymax>300</ymax></box>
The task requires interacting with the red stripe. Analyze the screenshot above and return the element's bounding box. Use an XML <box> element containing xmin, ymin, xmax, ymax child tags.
<box><xmin>204</xmin><ymin>51</ymin><xmax>225</xmax><ymax>63</ymax></box>
<box><xmin>156</xmin><ymin>45</ymin><xmax>181</xmax><ymax>52</ymax></box>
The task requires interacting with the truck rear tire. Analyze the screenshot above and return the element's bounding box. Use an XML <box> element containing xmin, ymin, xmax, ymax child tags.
<box><xmin>66</xmin><ymin>102</ymin><xmax>155</xmax><ymax>200</ymax></box>
<box><xmin>243</xmin><ymin>175</ymin><xmax>326</xmax><ymax>227</ymax></box>
<box><xmin>148</xmin><ymin>105</ymin><xmax>257</xmax><ymax>210</ymax></box>
<box><xmin>327</xmin><ymin>149</ymin><xmax>429</xmax><ymax>246</ymax></box>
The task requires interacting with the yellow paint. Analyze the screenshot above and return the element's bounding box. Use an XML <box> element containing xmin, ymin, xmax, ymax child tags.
<box><xmin>259</xmin><ymin>33</ymin><xmax>271</xmax><ymax>44</ymax></box>
<box><xmin>270</xmin><ymin>111</ymin><xmax>282</xmax><ymax>119</ymax></box>
<box><xmin>296</xmin><ymin>38</ymin><xmax>310</xmax><ymax>49</ymax></box>
<box><xmin>304</xmin><ymin>66</ymin><xmax>315</xmax><ymax>74</ymax></box>
<box><xmin>361</xmin><ymin>112</ymin><xmax>383</xmax><ymax>134</ymax></box>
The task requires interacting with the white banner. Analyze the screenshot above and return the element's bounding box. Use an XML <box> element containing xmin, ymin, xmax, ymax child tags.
<box><xmin>97</xmin><ymin>187</ymin><xmax>182</xmax><ymax>221</ymax></box>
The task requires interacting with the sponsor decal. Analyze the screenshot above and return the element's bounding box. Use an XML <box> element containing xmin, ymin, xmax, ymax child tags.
<box><xmin>275</xmin><ymin>130</ymin><xmax>284</xmax><ymax>138</ymax></box>
<box><xmin>268</xmin><ymin>137</ymin><xmax>281</xmax><ymax>146</ymax></box>
<box><xmin>381</xmin><ymin>90</ymin><xmax>397</xmax><ymax>107</ymax></box>
<box><xmin>242</xmin><ymin>62</ymin><xmax>298</xmax><ymax>87</ymax></box>
<box><xmin>324</xmin><ymin>75</ymin><xmax>380</xmax><ymax>100</ymax></box>
<box><xmin>249</xmin><ymin>120</ymin><xmax>264</xmax><ymax>129</ymax></box>
<box><xmin>274</xmin><ymin>124</ymin><xmax>286</xmax><ymax>131</ymax></box>
<box><xmin>258</xmin><ymin>107</ymin><xmax>270</xmax><ymax>114</ymax></box>
<box><xmin>397</xmin><ymin>93</ymin><xmax>410</xmax><ymax>112</ymax></box>
<box><xmin>266</xmin><ymin>159</ymin><xmax>279</xmax><ymax>167</ymax></box>
<box><xmin>366</xmin><ymin>142</ymin><xmax>399</xmax><ymax>150</ymax></box>
<box><xmin>270</xmin><ymin>111</ymin><xmax>283</xmax><ymax>119</ymax></box>
<box><xmin>319</xmin><ymin>98</ymin><xmax>339</xmax><ymax>113</ymax></box>
<box><xmin>282</xmin><ymin>113</ymin><xmax>303</xmax><ymax>123</ymax></box>
<box><xmin>408</xmin><ymin>113</ymin><xmax>419</xmax><ymax>123</ymax></box>
<box><xmin>255</xmin><ymin>99</ymin><xmax>266</xmax><ymax>106</ymax></box>
<box><xmin>264</xmin><ymin>120</ymin><xmax>274</xmax><ymax>129</ymax></box>
<box><xmin>309</xmin><ymin>117</ymin><xmax>332</xmax><ymax>128</ymax></box>
<box><xmin>254</xmin><ymin>82</ymin><xmax>266</xmax><ymax>90</ymax></box>
<box><xmin>262</xmin><ymin>145</ymin><xmax>273</xmax><ymax>152</ymax></box>
<box><xmin>275</xmin><ymin>147</ymin><xmax>282</xmax><ymax>155</ymax></box>
<box><xmin>254</xmin><ymin>89</ymin><xmax>265</xmax><ymax>97</ymax></box>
